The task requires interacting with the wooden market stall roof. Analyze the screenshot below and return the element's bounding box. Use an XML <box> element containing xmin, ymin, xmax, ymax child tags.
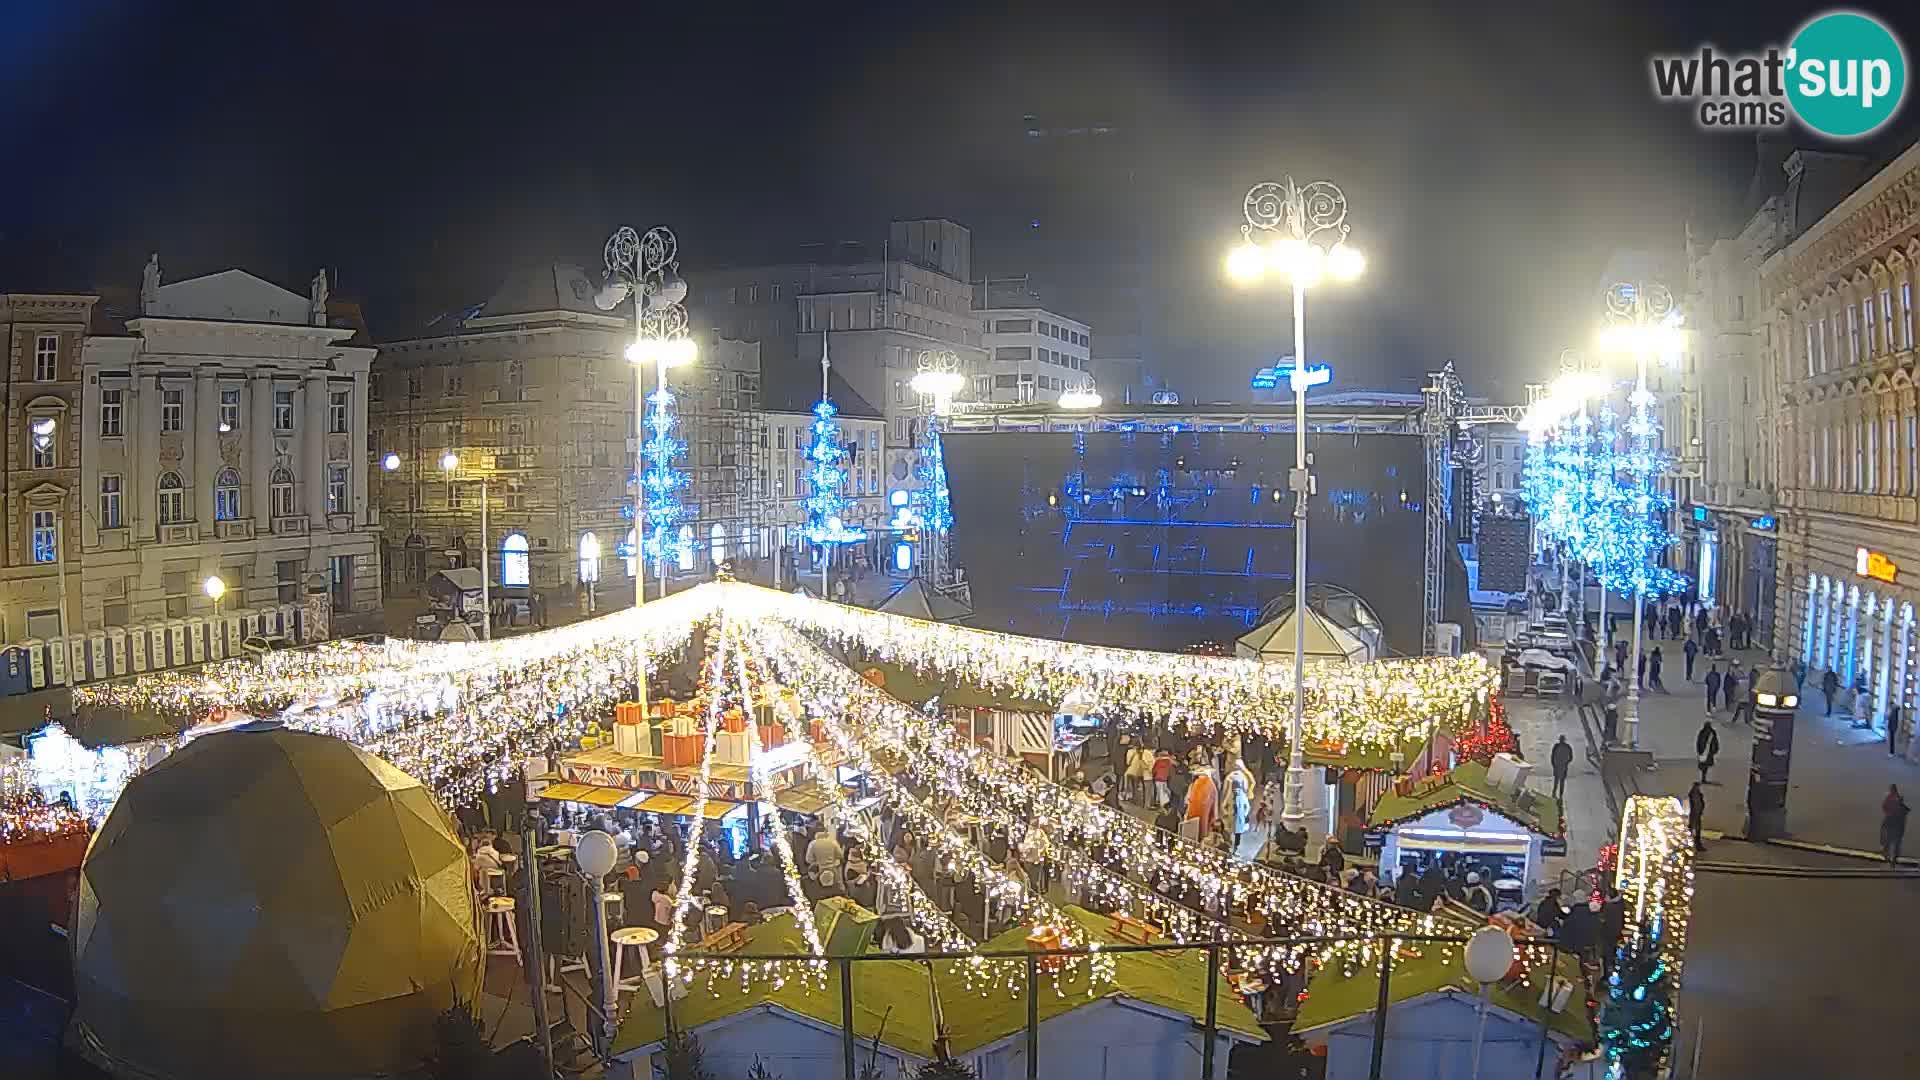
<box><xmin>1366</xmin><ymin>760</ymin><xmax>1563</xmax><ymax>836</ymax></box>
<box><xmin>611</xmin><ymin>905</ymin><xmax>1264</xmax><ymax>1058</ymax></box>
<box><xmin>537</xmin><ymin>784</ymin><xmax>736</xmax><ymax>818</ymax></box>
<box><xmin>1292</xmin><ymin>942</ymin><xmax>1592</xmax><ymax>1044</ymax></box>
<box><xmin>856</xmin><ymin>659</ymin><xmax>1055</xmax><ymax>714</ymax></box>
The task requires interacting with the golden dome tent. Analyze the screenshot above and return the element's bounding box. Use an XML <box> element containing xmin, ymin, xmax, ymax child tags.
<box><xmin>70</xmin><ymin>721</ymin><xmax>482</xmax><ymax>1079</ymax></box>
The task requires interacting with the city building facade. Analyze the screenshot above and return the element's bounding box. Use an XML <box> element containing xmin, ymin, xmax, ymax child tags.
<box><xmin>1473</xmin><ymin>422</ymin><xmax>1527</xmax><ymax>507</ymax></box>
<box><xmin>974</xmin><ymin>276</ymin><xmax>1092</xmax><ymax>406</ymax></box>
<box><xmin>372</xmin><ymin>265</ymin><xmax>770</xmax><ymax>612</ymax></box>
<box><xmin>760</xmin><ymin>372</ymin><xmax>887</xmax><ymax>583</ymax></box>
<box><xmin>691</xmin><ymin>219</ymin><xmax>987</xmax><ymax>518</ymax></box>
<box><xmin>1764</xmin><ymin>139</ymin><xmax>1920</xmax><ymax>748</ymax></box>
<box><xmin>81</xmin><ymin>265</ymin><xmax>383</xmax><ymax>622</ymax></box>
<box><xmin>2</xmin><ymin>292</ymin><xmax>97</xmax><ymax>645</ymax></box>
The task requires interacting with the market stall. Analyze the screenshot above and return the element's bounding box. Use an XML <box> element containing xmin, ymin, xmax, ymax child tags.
<box><xmin>1367</xmin><ymin>757</ymin><xmax>1563</xmax><ymax>909</ymax></box>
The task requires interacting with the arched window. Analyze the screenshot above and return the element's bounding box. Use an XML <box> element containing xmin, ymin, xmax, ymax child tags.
<box><xmin>214</xmin><ymin>468</ymin><xmax>241</xmax><ymax>521</ymax></box>
<box><xmin>157</xmin><ymin>472</ymin><xmax>186</xmax><ymax>524</ymax></box>
<box><xmin>578</xmin><ymin>531</ymin><xmax>600</xmax><ymax>584</ymax></box>
<box><xmin>625</xmin><ymin>528</ymin><xmax>637</xmax><ymax>578</ymax></box>
<box><xmin>676</xmin><ymin>524</ymin><xmax>694</xmax><ymax>572</ymax></box>
<box><xmin>270</xmin><ymin>466</ymin><xmax>296</xmax><ymax>518</ymax></box>
<box><xmin>710</xmin><ymin>523</ymin><xmax>727</xmax><ymax>566</ymax></box>
<box><xmin>501</xmin><ymin>532</ymin><xmax>530</xmax><ymax>587</ymax></box>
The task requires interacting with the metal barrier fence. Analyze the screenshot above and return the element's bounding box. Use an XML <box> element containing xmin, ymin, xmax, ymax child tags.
<box><xmin>643</xmin><ymin>931</ymin><xmax>1583</xmax><ymax>1080</ymax></box>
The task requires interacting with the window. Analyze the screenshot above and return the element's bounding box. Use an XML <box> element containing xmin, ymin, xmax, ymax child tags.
<box><xmin>625</xmin><ymin>528</ymin><xmax>638</xmax><ymax>577</ymax></box>
<box><xmin>776</xmin><ymin>426</ymin><xmax>787</xmax><ymax>449</ymax></box>
<box><xmin>994</xmin><ymin>374</ymin><xmax>1019</xmax><ymax>388</ymax></box>
<box><xmin>993</xmin><ymin>318</ymin><xmax>1033</xmax><ymax>333</ymax></box>
<box><xmin>746</xmin><ymin>284</ymin><xmax>758</xmax><ymax>303</ymax></box>
<box><xmin>327</xmin><ymin>465</ymin><xmax>348</xmax><ymax>513</ymax></box>
<box><xmin>270</xmin><ymin>466</ymin><xmax>296</xmax><ymax>518</ymax></box>
<box><xmin>1039</xmin><ymin>321</ymin><xmax>1052</xmax><ymax>337</ymax></box>
<box><xmin>99</xmin><ymin>475</ymin><xmax>122</xmax><ymax>529</ymax></box>
<box><xmin>1805</xmin><ymin>322</ymin><xmax>1816</xmax><ymax>377</ymax></box>
<box><xmin>157</xmin><ymin>472</ymin><xmax>186</xmax><ymax>524</ymax></box>
<box><xmin>1882</xmin><ymin>288</ymin><xmax>1896</xmax><ymax>350</ymax></box>
<box><xmin>579</xmin><ymin>532</ymin><xmax>600</xmax><ymax>583</ymax></box>
<box><xmin>1864</xmin><ymin>297</ymin><xmax>1877</xmax><ymax>356</ymax></box>
<box><xmin>330</xmin><ymin>390</ymin><xmax>349</xmax><ymax>433</ymax></box>
<box><xmin>1817</xmin><ymin>316</ymin><xmax>1829</xmax><ymax>371</ymax></box>
<box><xmin>994</xmin><ymin>347</ymin><xmax>1032</xmax><ymax>362</ymax></box>
<box><xmin>1853</xmin><ymin>421</ymin><xmax>1864</xmax><ymax>489</ymax></box>
<box><xmin>30</xmin><ymin>418</ymin><xmax>55</xmax><ymax>468</ymax></box>
<box><xmin>1848</xmin><ymin>305</ymin><xmax>1860</xmax><ymax>363</ymax></box>
<box><xmin>408</xmin><ymin>370</ymin><xmax>423</xmax><ymax>396</ymax></box>
<box><xmin>1869</xmin><ymin>421</ymin><xmax>1879</xmax><ymax>491</ymax></box>
<box><xmin>676</xmin><ymin>525</ymin><xmax>695</xmax><ymax>571</ymax></box>
<box><xmin>215</xmin><ymin>468</ymin><xmax>241</xmax><ymax>521</ymax></box>
<box><xmin>501</xmin><ymin>533</ymin><xmax>530</xmax><ymax>586</ymax></box>
<box><xmin>1905</xmin><ymin>283</ymin><xmax>1916</xmax><ymax>350</ymax></box>
<box><xmin>868</xmin><ymin>429</ymin><xmax>878</xmax><ymax>450</ymax></box>
<box><xmin>274</xmin><ymin>390</ymin><xmax>295</xmax><ymax>431</ymax></box>
<box><xmin>33</xmin><ymin>335</ymin><xmax>57</xmax><ymax>381</ymax></box>
<box><xmin>711</xmin><ymin>523</ymin><xmax>727</xmax><ymax>565</ymax></box>
<box><xmin>161</xmin><ymin>388</ymin><xmax>183</xmax><ymax>432</ymax></box>
<box><xmin>1492</xmin><ymin>445</ymin><xmax>1504</xmax><ymax>460</ymax></box>
<box><xmin>30</xmin><ymin>511</ymin><xmax>56</xmax><ymax>564</ymax></box>
<box><xmin>99</xmin><ymin>388</ymin><xmax>123</xmax><ymax>436</ymax></box>
<box><xmin>219</xmin><ymin>388</ymin><xmax>241</xmax><ymax>431</ymax></box>
<box><xmin>771</xmin><ymin>283</ymin><xmax>782</xmax><ymax>302</ymax></box>
<box><xmin>1908</xmin><ymin>414</ymin><xmax>1917</xmax><ymax>494</ymax></box>
<box><xmin>444</xmin><ymin>371</ymin><xmax>464</xmax><ymax>396</ymax></box>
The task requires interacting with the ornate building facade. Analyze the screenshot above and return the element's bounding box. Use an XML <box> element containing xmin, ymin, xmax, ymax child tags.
<box><xmin>1765</xmin><ymin>140</ymin><xmax>1920</xmax><ymax>751</ymax></box>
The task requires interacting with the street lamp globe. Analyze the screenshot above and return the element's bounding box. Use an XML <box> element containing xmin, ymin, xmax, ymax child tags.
<box><xmin>1327</xmin><ymin>242</ymin><xmax>1366</xmax><ymax>282</ymax></box>
<box><xmin>1225</xmin><ymin>242</ymin><xmax>1267</xmax><ymax>284</ymax></box>
<box><xmin>665</xmin><ymin>336</ymin><xmax>698</xmax><ymax>368</ymax></box>
<box><xmin>439</xmin><ymin>452</ymin><xmax>459</xmax><ymax>473</ymax></box>
<box><xmin>382</xmin><ymin>452</ymin><xmax>401</xmax><ymax>472</ymax></box>
<box><xmin>625</xmin><ymin>340</ymin><xmax>652</xmax><ymax>365</ymax></box>
<box><xmin>203</xmin><ymin>575</ymin><xmax>227</xmax><ymax>602</ymax></box>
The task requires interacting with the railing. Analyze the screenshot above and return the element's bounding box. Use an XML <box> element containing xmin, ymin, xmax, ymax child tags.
<box><xmin>622</xmin><ymin>930</ymin><xmax>1588</xmax><ymax>1080</ymax></box>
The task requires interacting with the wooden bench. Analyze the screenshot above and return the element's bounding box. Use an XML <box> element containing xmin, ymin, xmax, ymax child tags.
<box><xmin>1107</xmin><ymin>913</ymin><xmax>1162</xmax><ymax>945</ymax></box>
<box><xmin>696</xmin><ymin>922</ymin><xmax>748</xmax><ymax>954</ymax></box>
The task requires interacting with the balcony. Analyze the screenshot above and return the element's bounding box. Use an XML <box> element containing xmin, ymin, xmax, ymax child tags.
<box><xmin>216</xmin><ymin>519</ymin><xmax>254</xmax><ymax>541</ymax></box>
<box><xmin>271</xmin><ymin>516</ymin><xmax>309</xmax><ymax>537</ymax></box>
<box><xmin>161</xmin><ymin>524</ymin><xmax>197</xmax><ymax>545</ymax></box>
<box><xmin>326</xmin><ymin>513</ymin><xmax>354</xmax><ymax>533</ymax></box>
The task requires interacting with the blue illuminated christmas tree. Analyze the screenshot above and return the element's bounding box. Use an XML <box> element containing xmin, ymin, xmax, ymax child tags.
<box><xmin>642</xmin><ymin>387</ymin><xmax>690</xmax><ymax>569</ymax></box>
<box><xmin>803</xmin><ymin>398</ymin><xmax>866</xmax><ymax>546</ymax></box>
<box><xmin>1601</xmin><ymin>919</ymin><xmax>1675</xmax><ymax>1077</ymax></box>
<box><xmin>914</xmin><ymin>424</ymin><xmax>953</xmax><ymax>534</ymax></box>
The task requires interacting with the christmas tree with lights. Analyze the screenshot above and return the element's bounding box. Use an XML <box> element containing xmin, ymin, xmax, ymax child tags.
<box><xmin>803</xmin><ymin>398</ymin><xmax>865</xmax><ymax>547</ymax></box>
<box><xmin>1601</xmin><ymin>920</ymin><xmax>1675</xmax><ymax>1078</ymax></box>
<box><xmin>643</xmin><ymin>387</ymin><xmax>690</xmax><ymax>569</ymax></box>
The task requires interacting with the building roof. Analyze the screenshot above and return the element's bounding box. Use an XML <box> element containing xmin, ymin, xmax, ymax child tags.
<box><xmin>1292</xmin><ymin>944</ymin><xmax>1591</xmax><ymax>1045</ymax></box>
<box><xmin>142</xmin><ymin>269</ymin><xmax>316</xmax><ymax>326</ymax></box>
<box><xmin>1367</xmin><ymin>759</ymin><xmax>1563</xmax><ymax>837</ymax></box>
<box><xmin>762</xmin><ymin>365</ymin><xmax>882</xmax><ymax>420</ymax></box>
<box><xmin>430</xmin><ymin>568</ymin><xmax>485</xmax><ymax>593</ymax></box>
<box><xmin>1235</xmin><ymin>608</ymin><xmax>1369</xmax><ymax>664</ymax></box>
<box><xmin>474</xmin><ymin>262</ymin><xmax>607</xmax><ymax>319</ymax></box>
<box><xmin>613</xmin><ymin>905</ymin><xmax>1263</xmax><ymax>1058</ymax></box>
<box><xmin>877</xmin><ymin>579</ymin><xmax>974</xmax><ymax>624</ymax></box>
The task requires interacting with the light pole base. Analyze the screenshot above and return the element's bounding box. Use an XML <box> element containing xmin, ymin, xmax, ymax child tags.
<box><xmin>1278</xmin><ymin>764</ymin><xmax>1319</xmax><ymax>840</ymax></box>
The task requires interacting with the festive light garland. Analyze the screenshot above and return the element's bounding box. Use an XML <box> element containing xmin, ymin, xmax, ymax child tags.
<box><xmin>719</xmin><ymin>583</ymin><xmax>1497</xmax><ymax>752</ymax></box>
<box><xmin>1606</xmin><ymin>795</ymin><xmax>1694</xmax><ymax>1076</ymax></box>
<box><xmin>663</xmin><ymin>624</ymin><xmax>731</xmax><ymax>983</ymax></box>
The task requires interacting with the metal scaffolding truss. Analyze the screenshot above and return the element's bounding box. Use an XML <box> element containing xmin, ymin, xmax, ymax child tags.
<box><xmin>1422</xmin><ymin>363</ymin><xmax>1466</xmax><ymax>655</ymax></box>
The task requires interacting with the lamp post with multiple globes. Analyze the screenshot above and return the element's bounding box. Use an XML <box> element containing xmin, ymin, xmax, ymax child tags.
<box><xmin>596</xmin><ymin>226</ymin><xmax>697</xmax><ymax>713</ymax></box>
<box><xmin>439</xmin><ymin>452</ymin><xmax>488</xmax><ymax>641</ymax></box>
<box><xmin>1225</xmin><ymin>178</ymin><xmax>1365</xmax><ymax>835</ymax></box>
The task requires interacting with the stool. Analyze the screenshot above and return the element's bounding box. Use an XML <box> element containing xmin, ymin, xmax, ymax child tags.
<box><xmin>610</xmin><ymin>926</ymin><xmax>659</xmax><ymax>994</ymax></box>
<box><xmin>484</xmin><ymin>896</ymin><xmax>521</xmax><ymax>965</ymax></box>
<box><xmin>702</xmin><ymin>906</ymin><xmax>729</xmax><ymax>937</ymax></box>
<box><xmin>602</xmin><ymin>892</ymin><xmax>625</xmax><ymax>924</ymax></box>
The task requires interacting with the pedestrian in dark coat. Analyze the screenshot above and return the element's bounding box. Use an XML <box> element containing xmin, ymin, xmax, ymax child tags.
<box><xmin>1687</xmin><ymin>782</ymin><xmax>1707</xmax><ymax>850</ymax></box>
<box><xmin>1682</xmin><ymin>637</ymin><xmax>1698</xmax><ymax>681</ymax></box>
<box><xmin>1668</xmin><ymin>605</ymin><xmax>1685</xmax><ymax>640</ymax></box>
<box><xmin>1704</xmin><ymin>665</ymin><xmax>1722</xmax><ymax>712</ymax></box>
<box><xmin>1549</xmin><ymin>735</ymin><xmax>1573</xmax><ymax>803</ymax></box>
<box><xmin>1882</xmin><ymin>785</ymin><xmax>1911</xmax><ymax>865</ymax></box>
<box><xmin>1695</xmin><ymin>720</ymin><xmax>1720</xmax><ymax>784</ymax></box>
<box><xmin>1822</xmin><ymin>669</ymin><xmax>1841</xmax><ymax>716</ymax></box>
<box><xmin>1649</xmin><ymin>647</ymin><xmax>1666</xmax><ymax>692</ymax></box>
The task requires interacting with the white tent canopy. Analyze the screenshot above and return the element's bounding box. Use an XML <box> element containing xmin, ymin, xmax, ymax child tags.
<box><xmin>1235</xmin><ymin>606</ymin><xmax>1373</xmax><ymax>664</ymax></box>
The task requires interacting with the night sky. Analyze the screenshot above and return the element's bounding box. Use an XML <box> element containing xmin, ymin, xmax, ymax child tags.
<box><xmin>3</xmin><ymin>1</ymin><xmax>1915</xmax><ymax>400</ymax></box>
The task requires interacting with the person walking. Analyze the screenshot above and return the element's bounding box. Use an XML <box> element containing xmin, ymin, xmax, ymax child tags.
<box><xmin>1725</xmin><ymin>664</ymin><xmax>1745</xmax><ymax>723</ymax></box>
<box><xmin>1687</xmin><ymin>782</ymin><xmax>1707</xmax><ymax>851</ymax></box>
<box><xmin>1704</xmin><ymin>664</ymin><xmax>1722</xmax><ymax>713</ymax></box>
<box><xmin>1695</xmin><ymin>719</ymin><xmax>1720</xmax><ymax>785</ymax></box>
<box><xmin>1151</xmin><ymin>749</ymin><xmax>1173</xmax><ymax>809</ymax></box>
<box><xmin>1550</xmin><ymin>735</ymin><xmax>1573</xmax><ymax>803</ymax></box>
<box><xmin>1889</xmin><ymin>703</ymin><xmax>1903</xmax><ymax>757</ymax></box>
<box><xmin>1822</xmin><ymin>668</ymin><xmax>1841</xmax><ymax>716</ymax></box>
<box><xmin>1881</xmin><ymin>785</ymin><xmax>1910</xmax><ymax>865</ymax></box>
<box><xmin>1649</xmin><ymin>647</ymin><xmax>1666</xmax><ymax>692</ymax></box>
<box><xmin>1668</xmin><ymin>604</ymin><xmax>1685</xmax><ymax>641</ymax></box>
<box><xmin>1636</xmin><ymin>649</ymin><xmax>1647</xmax><ymax>690</ymax></box>
<box><xmin>1682</xmin><ymin>636</ymin><xmax>1698</xmax><ymax>681</ymax></box>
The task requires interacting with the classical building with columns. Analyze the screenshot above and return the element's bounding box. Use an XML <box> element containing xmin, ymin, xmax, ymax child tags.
<box><xmin>77</xmin><ymin>261</ymin><xmax>382</xmax><ymax>636</ymax></box>
<box><xmin>1765</xmin><ymin>139</ymin><xmax>1920</xmax><ymax>750</ymax></box>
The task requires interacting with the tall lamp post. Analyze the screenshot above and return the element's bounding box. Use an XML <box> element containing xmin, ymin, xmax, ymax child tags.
<box><xmin>1598</xmin><ymin>281</ymin><xmax>1684</xmax><ymax>748</ymax></box>
<box><xmin>1227</xmin><ymin>178</ymin><xmax>1365</xmax><ymax>834</ymax></box>
<box><xmin>597</xmin><ymin>225</ymin><xmax>696</xmax><ymax>712</ymax></box>
<box><xmin>441</xmin><ymin>452</ymin><xmax>489</xmax><ymax>641</ymax></box>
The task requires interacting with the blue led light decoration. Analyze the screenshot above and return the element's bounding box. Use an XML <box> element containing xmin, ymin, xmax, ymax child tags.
<box><xmin>642</xmin><ymin>386</ymin><xmax>691</xmax><ymax>568</ymax></box>
<box><xmin>803</xmin><ymin>398</ymin><xmax>866</xmax><ymax>546</ymax></box>
<box><xmin>913</xmin><ymin>424</ymin><xmax>953</xmax><ymax>533</ymax></box>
